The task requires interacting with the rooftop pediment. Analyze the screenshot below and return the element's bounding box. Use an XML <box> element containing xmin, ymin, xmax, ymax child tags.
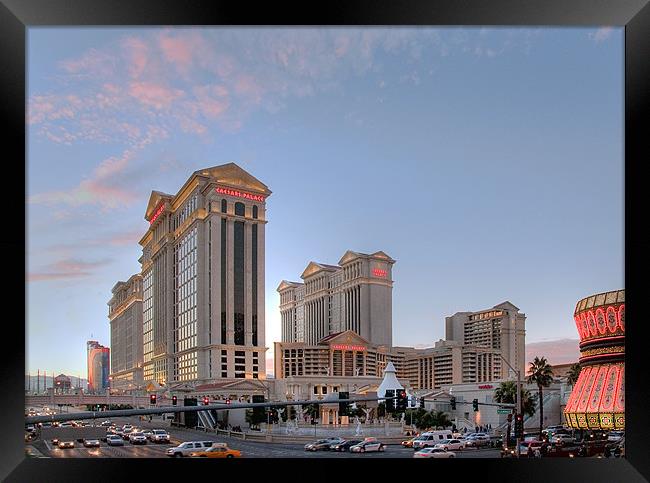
<box><xmin>197</xmin><ymin>162</ymin><xmax>271</xmax><ymax>195</ymax></box>
<box><xmin>144</xmin><ymin>191</ymin><xmax>173</xmax><ymax>221</ymax></box>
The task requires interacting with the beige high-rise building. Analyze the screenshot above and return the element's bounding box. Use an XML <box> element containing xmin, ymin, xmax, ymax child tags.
<box><xmin>108</xmin><ymin>274</ymin><xmax>144</xmax><ymax>392</ymax></box>
<box><xmin>445</xmin><ymin>301</ymin><xmax>526</xmax><ymax>380</ymax></box>
<box><xmin>278</xmin><ymin>250</ymin><xmax>395</xmax><ymax>348</ymax></box>
<box><xmin>138</xmin><ymin>163</ymin><xmax>271</xmax><ymax>387</ymax></box>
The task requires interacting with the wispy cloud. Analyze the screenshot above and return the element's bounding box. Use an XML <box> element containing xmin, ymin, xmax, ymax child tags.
<box><xmin>28</xmin><ymin>258</ymin><xmax>113</xmax><ymax>282</ymax></box>
<box><xmin>589</xmin><ymin>27</ymin><xmax>613</xmax><ymax>43</ymax></box>
<box><xmin>525</xmin><ymin>338</ymin><xmax>580</xmax><ymax>367</ymax></box>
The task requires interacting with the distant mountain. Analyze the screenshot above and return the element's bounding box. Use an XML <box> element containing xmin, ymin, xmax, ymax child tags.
<box><xmin>25</xmin><ymin>374</ymin><xmax>87</xmax><ymax>392</ymax></box>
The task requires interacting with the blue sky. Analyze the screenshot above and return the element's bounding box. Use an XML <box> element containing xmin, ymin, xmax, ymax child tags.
<box><xmin>26</xmin><ymin>27</ymin><xmax>623</xmax><ymax>377</ymax></box>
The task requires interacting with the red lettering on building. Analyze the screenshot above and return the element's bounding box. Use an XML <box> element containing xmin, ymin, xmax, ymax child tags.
<box><xmin>372</xmin><ymin>268</ymin><xmax>387</xmax><ymax>278</ymax></box>
<box><xmin>478</xmin><ymin>385</ymin><xmax>493</xmax><ymax>389</ymax></box>
<box><xmin>149</xmin><ymin>203</ymin><xmax>165</xmax><ymax>224</ymax></box>
<box><xmin>331</xmin><ymin>344</ymin><xmax>366</xmax><ymax>352</ymax></box>
<box><xmin>215</xmin><ymin>187</ymin><xmax>265</xmax><ymax>202</ymax></box>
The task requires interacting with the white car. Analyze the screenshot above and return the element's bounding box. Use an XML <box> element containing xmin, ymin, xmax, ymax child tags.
<box><xmin>550</xmin><ymin>434</ymin><xmax>574</xmax><ymax>444</ymax></box>
<box><xmin>122</xmin><ymin>424</ymin><xmax>134</xmax><ymax>431</ymax></box>
<box><xmin>166</xmin><ymin>441</ymin><xmax>215</xmax><ymax>457</ymax></box>
<box><xmin>608</xmin><ymin>431</ymin><xmax>624</xmax><ymax>442</ymax></box>
<box><xmin>434</xmin><ymin>439</ymin><xmax>465</xmax><ymax>451</ymax></box>
<box><xmin>83</xmin><ymin>439</ymin><xmax>100</xmax><ymax>448</ymax></box>
<box><xmin>414</xmin><ymin>448</ymin><xmax>456</xmax><ymax>458</ymax></box>
<box><xmin>350</xmin><ymin>440</ymin><xmax>385</xmax><ymax>453</ymax></box>
<box><xmin>129</xmin><ymin>432</ymin><xmax>148</xmax><ymax>445</ymax></box>
<box><xmin>150</xmin><ymin>429</ymin><xmax>171</xmax><ymax>443</ymax></box>
<box><xmin>465</xmin><ymin>434</ymin><xmax>490</xmax><ymax>447</ymax></box>
<box><xmin>106</xmin><ymin>435</ymin><xmax>124</xmax><ymax>446</ymax></box>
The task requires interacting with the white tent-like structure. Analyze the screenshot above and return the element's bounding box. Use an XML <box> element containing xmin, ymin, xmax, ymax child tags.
<box><xmin>376</xmin><ymin>361</ymin><xmax>404</xmax><ymax>402</ymax></box>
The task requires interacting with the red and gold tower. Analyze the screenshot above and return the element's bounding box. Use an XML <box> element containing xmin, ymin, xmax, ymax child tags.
<box><xmin>564</xmin><ymin>289</ymin><xmax>625</xmax><ymax>430</ymax></box>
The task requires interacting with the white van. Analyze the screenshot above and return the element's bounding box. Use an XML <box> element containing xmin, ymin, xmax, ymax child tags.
<box><xmin>412</xmin><ymin>431</ymin><xmax>454</xmax><ymax>450</ymax></box>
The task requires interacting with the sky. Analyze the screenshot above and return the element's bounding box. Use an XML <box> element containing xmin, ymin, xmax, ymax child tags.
<box><xmin>26</xmin><ymin>27</ymin><xmax>623</xmax><ymax>378</ymax></box>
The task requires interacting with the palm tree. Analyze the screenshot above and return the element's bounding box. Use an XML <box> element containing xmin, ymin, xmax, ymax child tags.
<box><xmin>494</xmin><ymin>381</ymin><xmax>517</xmax><ymax>444</ymax></box>
<box><xmin>566</xmin><ymin>363</ymin><xmax>581</xmax><ymax>387</ymax></box>
<box><xmin>527</xmin><ymin>356</ymin><xmax>554</xmax><ymax>438</ymax></box>
<box><xmin>430</xmin><ymin>410</ymin><xmax>452</xmax><ymax>429</ymax></box>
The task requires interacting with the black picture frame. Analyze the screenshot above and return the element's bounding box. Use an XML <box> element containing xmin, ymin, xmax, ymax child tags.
<box><xmin>2</xmin><ymin>0</ymin><xmax>647</xmax><ymax>481</ymax></box>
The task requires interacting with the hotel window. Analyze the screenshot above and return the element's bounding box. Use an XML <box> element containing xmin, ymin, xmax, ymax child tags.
<box><xmin>252</xmin><ymin>205</ymin><xmax>258</xmax><ymax>219</ymax></box>
<box><xmin>235</xmin><ymin>202</ymin><xmax>245</xmax><ymax>216</ymax></box>
<box><xmin>233</xmin><ymin>220</ymin><xmax>245</xmax><ymax>345</ymax></box>
<box><xmin>221</xmin><ymin>199</ymin><xmax>227</xmax><ymax>213</ymax></box>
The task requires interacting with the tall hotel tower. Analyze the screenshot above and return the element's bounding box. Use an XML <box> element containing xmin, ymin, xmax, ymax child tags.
<box><xmin>139</xmin><ymin>163</ymin><xmax>271</xmax><ymax>387</ymax></box>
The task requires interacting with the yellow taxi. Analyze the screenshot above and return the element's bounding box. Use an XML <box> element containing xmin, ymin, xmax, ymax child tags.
<box><xmin>189</xmin><ymin>443</ymin><xmax>241</xmax><ymax>458</ymax></box>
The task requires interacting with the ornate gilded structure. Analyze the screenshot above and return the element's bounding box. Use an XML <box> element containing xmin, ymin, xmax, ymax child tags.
<box><xmin>564</xmin><ymin>289</ymin><xmax>625</xmax><ymax>430</ymax></box>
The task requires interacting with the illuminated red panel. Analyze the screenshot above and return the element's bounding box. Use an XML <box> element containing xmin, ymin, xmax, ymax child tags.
<box><xmin>372</xmin><ymin>268</ymin><xmax>387</xmax><ymax>278</ymax></box>
<box><xmin>587</xmin><ymin>366</ymin><xmax>608</xmax><ymax>412</ymax></box>
<box><xmin>576</xmin><ymin>366</ymin><xmax>598</xmax><ymax>413</ymax></box>
<box><xmin>586</xmin><ymin>310</ymin><xmax>597</xmax><ymax>336</ymax></box>
<box><xmin>331</xmin><ymin>344</ymin><xmax>366</xmax><ymax>351</ymax></box>
<box><xmin>566</xmin><ymin>367</ymin><xmax>589</xmax><ymax>413</ymax></box>
<box><xmin>599</xmin><ymin>365</ymin><xmax>619</xmax><ymax>412</ymax></box>
<box><xmin>574</xmin><ymin>315</ymin><xmax>582</xmax><ymax>339</ymax></box>
<box><xmin>617</xmin><ymin>304</ymin><xmax>625</xmax><ymax>332</ymax></box>
<box><xmin>580</xmin><ymin>313</ymin><xmax>589</xmax><ymax>340</ymax></box>
<box><xmin>595</xmin><ymin>308</ymin><xmax>607</xmax><ymax>335</ymax></box>
<box><xmin>149</xmin><ymin>203</ymin><xmax>165</xmax><ymax>224</ymax></box>
<box><xmin>606</xmin><ymin>306</ymin><xmax>618</xmax><ymax>333</ymax></box>
<box><xmin>614</xmin><ymin>366</ymin><xmax>625</xmax><ymax>412</ymax></box>
<box><xmin>216</xmin><ymin>186</ymin><xmax>265</xmax><ymax>202</ymax></box>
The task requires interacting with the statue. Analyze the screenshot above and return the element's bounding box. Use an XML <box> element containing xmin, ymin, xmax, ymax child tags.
<box><xmin>354</xmin><ymin>416</ymin><xmax>362</xmax><ymax>436</ymax></box>
<box><xmin>363</xmin><ymin>408</ymin><xmax>372</xmax><ymax>424</ymax></box>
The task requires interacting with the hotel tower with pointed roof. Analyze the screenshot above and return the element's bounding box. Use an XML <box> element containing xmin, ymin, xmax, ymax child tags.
<box><xmin>137</xmin><ymin>163</ymin><xmax>271</xmax><ymax>387</ymax></box>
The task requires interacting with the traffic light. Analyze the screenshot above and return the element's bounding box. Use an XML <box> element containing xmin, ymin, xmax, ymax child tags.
<box><xmin>514</xmin><ymin>414</ymin><xmax>524</xmax><ymax>438</ymax></box>
<box><xmin>396</xmin><ymin>390</ymin><xmax>408</xmax><ymax>411</ymax></box>
<box><xmin>472</xmin><ymin>399</ymin><xmax>479</xmax><ymax>412</ymax></box>
<box><xmin>419</xmin><ymin>397</ymin><xmax>425</xmax><ymax>409</ymax></box>
<box><xmin>150</xmin><ymin>394</ymin><xmax>157</xmax><ymax>405</ymax></box>
<box><xmin>226</xmin><ymin>398</ymin><xmax>231</xmax><ymax>405</ymax></box>
<box><xmin>203</xmin><ymin>396</ymin><xmax>209</xmax><ymax>405</ymax></box>
<box><xmin>384</xmin><ymin>390</ymin><xmax>395</xmax><ymax>413</ymax></box>
<box><xmin>450</xmin><ymin>397</ymin><xmax>456</xmax><ymax>410</ymax></box>
<box><xmin>338</xmin><ymin>391</ymin><xmax>350</xmax><ymax>416</ymax></box>
<box><xmin>172</xmin><ymin>395</ymin><xmax>177</xmax><ymax>406</ymax></box>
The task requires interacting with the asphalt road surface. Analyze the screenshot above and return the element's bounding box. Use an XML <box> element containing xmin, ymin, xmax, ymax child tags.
<box><xmin>29</xmin><ymin>416</ymin><xmax>502</xmax><ymax>459</ymax></box>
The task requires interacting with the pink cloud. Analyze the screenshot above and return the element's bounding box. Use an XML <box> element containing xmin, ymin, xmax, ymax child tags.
<box><xmin>525</xmin><ymin>338</ymin><xmax>580</xmax><ymax>369</ymax></box>
<box><xmin>128</xmin><ymin>81</ymin><xmax>184</xmax><ymax>109</ymax></box>
<box><xmin>234</xmin><ymin>75</ymin><xmax>263</xmax><ymax>104</ymax></box>
<box><xmin>158</xmin><ymin>32</ymin><xmax>201</xmax><ymax>70</ymax></box>
<box><xmin>28</xmin><ymin>258</ymin><xmax>112</xmax><ymax>282</ymax></box>
<box><xmin>59</xmin><ymin>48</ymin><xmax>116</xmax><ymax>78</ymax></box>
<box><xmin>122</xmin><ymin>37</ymin><xmax>149</xmax><ymax>78</ymax></box>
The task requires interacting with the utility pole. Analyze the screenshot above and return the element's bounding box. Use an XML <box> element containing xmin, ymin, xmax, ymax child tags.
<box><xmin>498</xmin><ymin>353</ymin><xmax>522</xmax><ymax>458</ymax></box>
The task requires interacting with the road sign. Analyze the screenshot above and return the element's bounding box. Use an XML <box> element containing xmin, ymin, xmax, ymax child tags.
<box><xmin>497</xmin><ymin>408</ymin><xmax>511</xmax><ymax>414</ymax></box>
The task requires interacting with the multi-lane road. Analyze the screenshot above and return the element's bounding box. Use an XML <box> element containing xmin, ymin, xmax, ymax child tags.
<box><xmin>28</xmin><ymin>415</ymin><xmax>502</xmax><ymax>459</ymax></box>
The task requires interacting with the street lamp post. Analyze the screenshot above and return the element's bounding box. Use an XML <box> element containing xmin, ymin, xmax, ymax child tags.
<box><xmin>498</xmin><ymin>354</ymin><xmax>522</xmax><ymax>458</ymax></box>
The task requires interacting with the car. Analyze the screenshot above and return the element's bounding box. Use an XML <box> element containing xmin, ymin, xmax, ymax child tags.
<box><xmin>519</xmin><ymin>440</ymin><xmax>544</xmax><ymax>455</ymax></box>
<box><xmin>330</xmin><ymin>440</ymin><xmax>363</xmax><ymax>452</ymax></box>
<box><xmin>141</xmin><ymin>430</ymin><xmax>154</xmax><ymax>439</ymax></box>
<box><xmin>100</xmin><ymin>421</ymin><xmax>113</xmax><ymax>427</ymax></box>
<box><xmin>166</xmin><ymin>441</ymin><xmax>215</xmax><ymax>457</ymax></box>
<box><xmin>59</xmin><ymin>422</ymin><xmax>73</xmax><ymax>428</ymax></box>
<box><xmin>411</xmin><ymin>431</ymin><xmax>455</xmax><ymax>449</ymax></box>
<box><xmin>106</xmin><ymin>435</ymin><xmax>125</xmax><ymax>446</ymax></box>
<box><xmin>349</xmin><ymin>440</ymin><xmax>385</xmax><ymax>453</ymax></box>
<box><xmin>189</xmin><ymin>443</ymin><xmax>241</xmax><ymax>458</ymax></box>
<box><xmin>83</xmin><ymin>439</ymin><xmax>100</xmax><ymax>448</ymax></box>
<box><xmin>51</xmin><ymin>438</ymin><xmax>60</xmax><ymax>446</ymax></box>
<box><xmin>25</xmin><ymin>425</ymin><xmax>36</xmax><ymax>433</ymax></box>
<box><xmin>304</xmin><ymin>437</ymin><xmax>345</xmax><ymax>452</ymax></box>
<box><xmin>550</xmin><ymin>434</ymin><xmax>574</xmax><ymax>445</ymax></box>
<box><xmin>122</xmin><ymin>428</ymin><xmax>135</xmax><ymax>440</ymax></box>
<box><xmin>129</xmin><ymin>432</ymin><xmax>148</xmax><ymax>445</ymax></box>
<box><xmin>401</xmin><ymin>437</ymin><xmax>418</xmax><ymax>448</ymax></box>
<box><xmin>122</xmin><ymin>424</ymin><xmax>134</xmax><ymax>431</ymax></box>
<box><xmin>465</xmin><ymin>434</ymin><xmax>491</xmax><ymax>448</ymax></box>
<box><xmin>414</xmin><ymin>448</ymin><xmax>456</xmax><ymax>458</ymax></box>
<box><xmin>58</xmin><ymin>441</ymin><xmax>75</xmax><ymax>449</ymax></box>
<box><xmin>434</xmin><ymin>439</ymin><xmax>465</xmax><ymax>451</ymax></box>
<box><xmin>150</xmin><ymin>429</ymin><xmax>171</xmax><ymax>443</ymax></box>
<box><xmin>608</xmin><ymin>431</ymin><xmax>625</xmax><ymax>443</ymax></box>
